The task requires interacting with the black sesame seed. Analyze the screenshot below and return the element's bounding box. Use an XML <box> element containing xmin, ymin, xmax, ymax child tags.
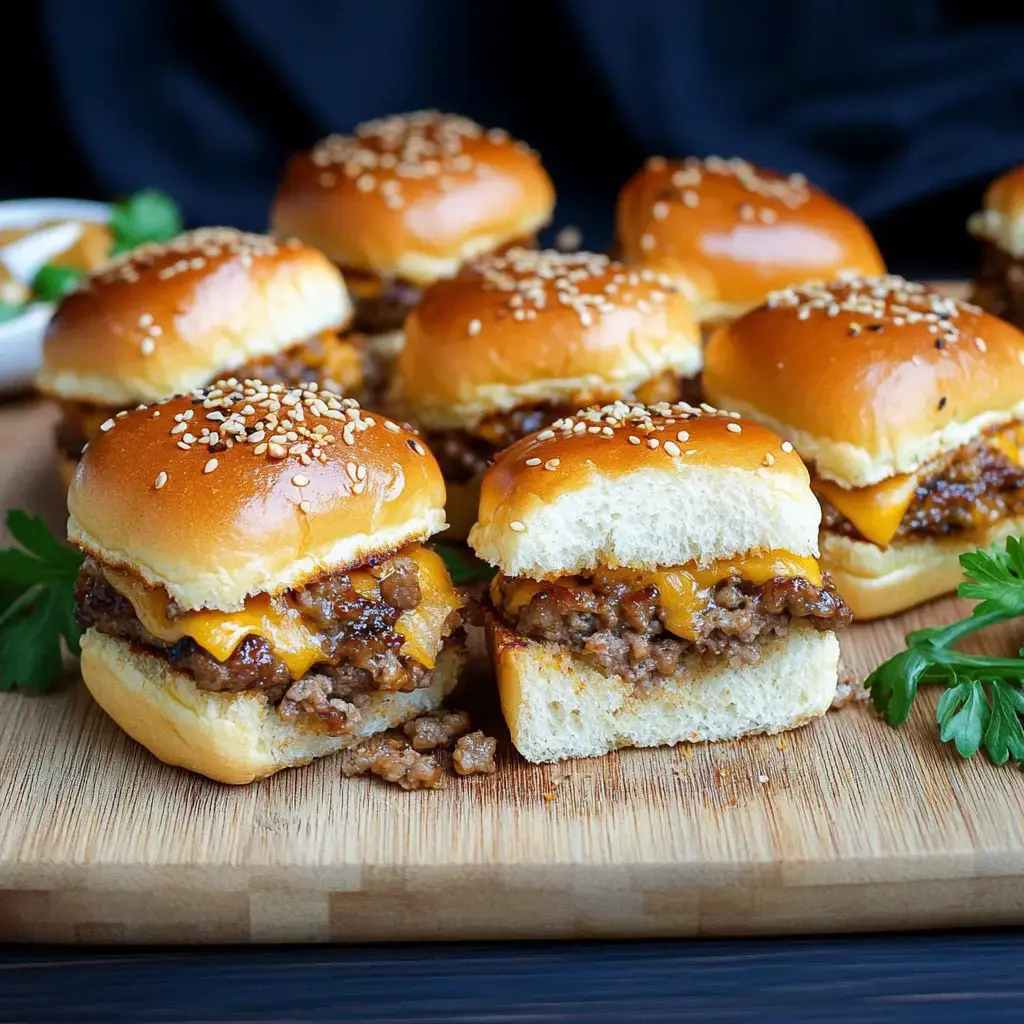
<box><xmin>938</xmin><ymin>396</ymin><xmax>947</xmax><ymax>411</ymax></box>
<box><xmin>935</xmin><ymin>338</ymin><xmax>945</xmax><ymax>349</ymax></box>
<box><xmin>407</xmin><ymin>438</ymin><xmax>419</xmax><ymax>451</ymax></box>
<box><xmin>865</xmin><ymin>324</ymin><xmax>884</xmax><ymax>332</ymax></box>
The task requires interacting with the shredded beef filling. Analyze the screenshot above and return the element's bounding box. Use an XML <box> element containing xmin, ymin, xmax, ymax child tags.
<box><xmin>819</xmin><ymin>429</ymin><xmax>1024</xmax><ymax>543</ymax></box>
<box><xmin>492</xmin><ymin>570</ymin><xmax>850</xmax><ymax>685</ymax></box>
<box><xmin>75</xmin><ymin>557</ymin><xmax>461</xmax><ymax>733</ymax></box>
<box><xmin>971</xmin><ymin>242</ymin><xmax>1024</xmax><ymax>331</ymax></box>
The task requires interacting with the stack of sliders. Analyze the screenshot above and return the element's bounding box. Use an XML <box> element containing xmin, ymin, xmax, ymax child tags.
<box><xmin>615</xmin><ymin>155</ymin><xmax>885</xmax><ymax>333</ymax></box>
<box><xmin>68</xmin><ymin>379</ymin><xmax>466</xmax><ymax>784</ymax></box>
<box><xmin>36</xmin><ymin>228</ymin><xmax>360</xmax><ymax>487</ymax></box>
<box><xmin>468</xmin><ymin>400</ymin><xmax>851</xmax><ymax>763</ymax></box>
<box><xmin>393</xmin><ymin>248</ymin><xmax>702</xmax><ymax>538</ymax></box>
<box><xmin>968</xmin><ymin>164</ymin><xmax>1024</xmax><ymax>330</ymax></box>
<box><xmin>703</xmin><ymin>275</ymin><xmax>1024</xmax><ymax>619</ymax></box>
<box><xmin>272</xmin><ymin>110</ymin><xmax>555</xmax><ymax>369</ymax></box>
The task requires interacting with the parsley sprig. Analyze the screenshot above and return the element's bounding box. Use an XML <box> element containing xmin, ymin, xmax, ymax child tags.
<box><xmin>0</xmin><ymin>511</ymin><xmax>84</xmax><ymax>690</ymax></box>
<box><xmin>434</xmin><ymin>543</ymin><xmax>495</xmax><ymax>585</ymax></box>
<box><xmin>867</xmin><ymin>537</ymin><xmax>1024</xmax><ymax>766</ymax></box>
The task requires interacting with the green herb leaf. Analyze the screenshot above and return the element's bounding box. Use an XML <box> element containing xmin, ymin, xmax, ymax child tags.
<box><xmin>867</xmin><ymin>646</ymin><xmax>933</xmax><ymax>725</ymax></box>
<box><xmin>0</xmin><ymin>301</ymin><xmax>25</xmax><ymax>323</ymax></box>
<box><xmin>32</xmin><ymin>264</ymin><xmax>84</xmax><ymax>303</ymax></box>
<box><xmin>959</xmin><ymin>537</ymin><xmax>1024</xmax><ymax>619</ymax></box>
<box><xmin>983</xmin><ymin>679</ymin><xmax>1024</xmax><ymax>766</ymax></box>
<box><xmin>937</xmin><ymin>679</ymin><xmax>990</xmax><ymax>757</ymax></box>
<box><xmin>0</xmin><ymin>510</ymin><xmax>84</xmax><ymax>691</ymax></box>
<box><xmin>109</xmin><ymin>189</ymin><xmax>183</xmax><ymax>254</ymax></box>
<box><xmin>434</xmin><ymin>543</ymin><xmax>495</xmax><ymax>585</ymax></box>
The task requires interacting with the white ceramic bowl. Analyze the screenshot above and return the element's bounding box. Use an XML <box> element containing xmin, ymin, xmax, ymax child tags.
<box><xmin>0</xmin><ymin>198</ymin><xmax>111</xmax><ymax>395</ymax></box>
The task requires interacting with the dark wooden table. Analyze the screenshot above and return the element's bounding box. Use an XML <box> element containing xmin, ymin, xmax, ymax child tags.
<box><xmin>2</xmin><ymin>933</ymin><xmax>1023</xmax><ymax>1022</ymax></box>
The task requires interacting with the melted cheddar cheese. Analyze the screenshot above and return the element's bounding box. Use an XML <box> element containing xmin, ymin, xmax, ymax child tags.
<box><xmin>494</xmin><ymin>550</ymin><xmax>821</xmax><ymax>643</ymax></box>
<box><xmin>814</xmin><ymin>422</ymin><xmax>1024</xmax><ymax>548</ymax></box>
<box><xmin>104</xmin><ymin>545</ymin><xmax>462</xmax><ymax>680</ymax></box>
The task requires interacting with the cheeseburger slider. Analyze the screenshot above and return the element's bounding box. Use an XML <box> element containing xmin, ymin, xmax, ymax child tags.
<box><xmin>703</xmin><ymin>275</ymin><xmax>1024</xmax><ymax>619</ymax></box>
<box><xmin>394</xmin><ymin>248</ymin><xmax>702</xmax><ymax>538</ymax></box>
<box><xmin>69</xmin><ymin>379</ymin><xmax>466</xmax><ymax>784</ymax></box>
<box><xmin>271</xmin><ymin>110</ymin><xmax>555</xmax><ymax>363</ymax></box>
<box><xmin>615</xmin><ymin>155</ymin><xmax>884</xmax><ymax>331</ymax></box>
<box><xmin>36</xmin><ymin>228</ymin><xmax>361</xmax><ymax>487</ymax></box>
<box><xmin>969</xmin><ymin>165</ymin><xmax>1024</xmax><ymax>329</ymax></box>
<box><xmin>468</xmin><ymin>400</ymin><xmax>850</xmax><ymax>764</ymax></box>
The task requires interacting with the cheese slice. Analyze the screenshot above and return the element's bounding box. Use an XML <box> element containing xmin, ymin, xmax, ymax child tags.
<box><xmin>493</xmin><ymin>549</ymin><xmax>822</xmax><ymax>644</ymax></box>
<box><xmin>103</xmin><ymin>544</ymin><xmax>462</xmax><ymax>680</ymax></box>
<box><xmin>813</xmin><ymin>473</ymin><xmax>920</xmax><ymax>548</ymax></box>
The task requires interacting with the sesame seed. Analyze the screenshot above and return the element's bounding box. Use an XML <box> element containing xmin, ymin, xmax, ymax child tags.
<box><xmin>685</xmin><ymin>449</ymin><xmax>697</xmax><ymax>456</ymax></box>
<box><xmin>676</xmin><ymin>430</ymin><xmax>689</xmax><ymax>442</ymax></box>
<box><xmin>299</xmin><ymin>500</ymin><xmax>312</xmax><ymax>514</ymax></box>
<box><xmin>628</xmin><ymin>435</ymin><xmax>641</xmax><ymax>445</ymax></box>
<box><xmin>141</xmin><ymin>338</ymin><xmax>156</xmax><ymax>356</ymax></box>
<box><xmin>726</xmin><ymin>422</ymin><xmax>742</xmax><ymax>433</ymax></box>
<box><xmin>525</xmin><ymin>457</ymin><xmax>542</xmax><ymax>466</ymax></box>
<box><xmin>763</xmin><ymin>452</ymin><xmax>775</xmax><ymax>467</ymax></box>
<box><xmin>468</xmin><ymin>319</ymin><xmax>482</xmax><ymax>336</ymax></box>
<box><xmin>100</xmin><ymin>418</ymin><xmax>115</xmax><ymax>432</ymax></box>
<box><xmin>204</xmin><ymin>458</ymin><xmax>219</xmax><ymax>474</ymax></box>
<box><xmin>647</xmin><ymin>438</ymin><xmax>659</xmax><ymax>449</ymax></box>
<box><xmin>938</xmin><ymin>396</ymin><xmax>947</xmax><ymax>411</ymax></box>
<box><xmin>292</xmin><ymin>474</ymin><xmax>310</xmax><ymax>487</ymax></box>
<box><xmin>509</xmin><ymin>520</ymin><xmax>526</xmax><ymax>533</ymax></box>
<box><xmin>664</xmin><ymin>441</ymin><xmax>680</xmax><ymax>457</ymax></box>
<box><xmin>653</xmin><ymin>201</ymin><xmax>669</xmax><ymax>220</ymax></box>
<box><xmin>544</xmin><ymin>458</ymin><xmax>560</xmax><ymax>471</ymax></box>
<box><xmin>384</xmin><ymin>420</ymin><xmax>400</xmax><ymax>433</ymax></box>
<box><xmin>409</xmin><ymin>439</ymin><xmax>425</xmax><ymax>455</ymax></box>
<box><xmin>781</xmin><ymin>441</ymin><xmax>794</xmax><ymax>453</ymax></box>
<box><xmin>268</xmin><ymin>443</ymin><xmax>287</xmax><ymax>458</ymax></box>
<box><xmin>536</xmin><ymin>430</ymin><xmax>555</xmax><ymax>441</ymax></box>
<box><xmin>177</xmin><ymin>441</ymin><xmax>191</xmax><ymax>451</ymax></box>
<box><xmin>154</xmin><ymin>472</ymin><xmax>168</xmax><ymax>489</ymax></box>
<box><xmin>640</xmin><ymin>233</ymin><xmax>655</xmax><ymax>251</ymax></box>
<box><xmin>977</xmin><ymin>338</ymin><xmax>987</xmax><ymax>353</ymax></box>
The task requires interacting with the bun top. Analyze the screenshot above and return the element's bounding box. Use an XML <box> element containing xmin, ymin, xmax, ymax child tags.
<box><xmin>67</xmin><ymin>380</ymin><xmax>446</xmax><ymax>611</ymax></box>
<box><xmin>395</xmin><ymin>248</ymin><xmax>702</xmax><ymax>430</ymax></box>
<box><xmin>271</xmin><ymin>110</ymin><xmax>555</xmax><ymax>286</ymax></box>
<box><xmin>703</xmin><ymin>275</ymin><xmax>1024</xmax><ymax>488</ymax></box>
<box><xmin>615</xmin><ymin>156</ymin><xmax>885</xmax><ymax>325</ymax></box>
<box><xmin>468</xmin><ymin>400</ymin><xmax>819</xmax><ymax>578</ymax></box>
<box><xmin>968</xmin><ymin>165</ymin><xmax>1024</xmax><ymax>257</ymax></box>
<box><xmin>37</xmin><ymin>228</ymin><xmax>352</xmax><ymax>406</ymax></box>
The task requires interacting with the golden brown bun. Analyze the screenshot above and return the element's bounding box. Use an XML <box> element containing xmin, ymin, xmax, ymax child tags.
<box><xmin>395</xmin><ymin>249</ymin><xmax>701</xmax><ymax>430</ymax></box>
<box><xmin>67</xmin><ymin>382</ymin><xmax>446</xmax><ymax>611</ymax></box>
<box><xmin>703</xmin><ymin>275</ymin><xmax>1024</xmax><ymax>488</ymax></box>
<box><xmin>468</xmin><ymin>400</ymin><xmax>819</xmax><ymax>578</ymax></box>
<box><xmin>820</xmin><ymin>515</ymin><xmax>1024</xmax><ymax>620</ymax></box>
<box><xmin>271</xmin><ymin>111</ymin><xmax>555</xmax><ymax>286</ymax></box>
<box><xmin>57</xmin><ymin>455</ymin><xmax>78</xmax><ymax>494</ymax></box>
<box><xmin>490</xmin><ymin>616</ymin><xmax>837</xmax><ymax>763</ymax></box>
<box><xmin>968</xmin><ymin>165</ymin><xmax>1024</xmax><ymax>257</ymax></box>
<box><xmin>36</xmin><ymin>229</ymin><xmax>352</xmax><ymax>407</ymax></box>
<box><xmin>80</xmin><ymin>629</ymin><xmax>465</xmax><ymax>784</ymax></box>
<box><xmin>616</xmin><ymin>156</ymin><xmax>885</xmax><ymax>325</ymax></box>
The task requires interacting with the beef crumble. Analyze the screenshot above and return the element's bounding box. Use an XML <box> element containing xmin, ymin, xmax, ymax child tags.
<box><xmin>971</xmin><ymin>242</ymin><xmax>1024</xmax><ymax>331</ymax></box>
<box><xmin>75</xmin><ymin>557</ymin><xmax>462</xmax><ymax>731</ymax></box>
<box><xmin>349</xmin><ymin>279</ymin><xmax>423</xmax><ymax>336</ymax></box>
<box><xmin>819</xmin><ymin>429</ymin><xmax>1024</xmax><ymax>543</ymax></box>
<box><xmin>452</xmin><ymin>731</ymin><xmax>498</xmax><ymax>776</ymax></box>
<box><xmin>341</xmin><ymin>732</ymin><xmax>444</xmax><ymax>790</ymax></box>
<box><xmin>492</xmin><ymin>569</ymin><xmax>850</xmax><ymax>685</ymax></box>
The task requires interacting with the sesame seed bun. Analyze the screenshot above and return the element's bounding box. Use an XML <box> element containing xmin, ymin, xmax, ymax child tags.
<box><xmin>703</xmin><ymin>275</ymin><xmax>1024</xmax><ymax>488</ymax></box>
<box><xmin>67</xmin><ymin>382</ymin><xmax>446</xmax><ymax>612</ymax></box>
<box><xmin>490</xmin><ymin>615</ymin><xmax>837</xmax><ymax>763</ymax></box>
<box><xmin>79</xmin><ymin>628</ymin><xmax>465</xmax><ymax>784</ymax></box>
<box><xmin>968</xmin><ymin>165</ymin><xmax>1024</xmax><ymax>258</ymax></box>
<box><xmin>271</xmin><ymin>111</ymin><xmax>555</xmax><ymax>287</ymax></box>
<box><xmin>37</xmin><ymin>229</ymin><xmax>352</xmax><ymax>407</ymax></box>
<box><xmin>468</xmin><ymin>401</ymin><xmax>819</xmax><ymax>579</ymax></box>
<box><xmin>820</xmin><ymin>514</ymin><xmax>1024</xmax><ymax>620</ymax></box>
<box><xmin>616</xmin><ymin>156</ymin><xmax>885</xmax><ymax>326</ymax></box>
<box><xmin>394</xmin><ymin>249</ymin><xmax>702</xmax><ymax>431</ymax></box>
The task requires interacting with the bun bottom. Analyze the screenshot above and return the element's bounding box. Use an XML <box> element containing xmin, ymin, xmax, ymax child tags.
<box><xmin>58</xmin><ymin>455</ymin><xmax>78</xmax><ymax>493</ymax></box>
<box><xmin>440</xmin><ymin>473</ymin><xmax>483</xmax><ymax>543</ymax></box>
<box><xmin>820</xmin><ymin>514</ymin><xmax>1024</xmax><ymax>620</ymax></box>
<box><xmin>489</xmin><ymin>617</ymin><xmax>838</xmax><ymax>764</ymax></box>
<box><xmin>80</xmin><ymin>630</ymin><xmax>465</xmax><ymax>784</ymax></box>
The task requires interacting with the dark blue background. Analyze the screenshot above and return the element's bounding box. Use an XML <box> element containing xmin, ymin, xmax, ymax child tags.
<box><xmin>6</xmin><ymin>1</ymin><xmax>1024</xmax><ymax>276</ymax></box>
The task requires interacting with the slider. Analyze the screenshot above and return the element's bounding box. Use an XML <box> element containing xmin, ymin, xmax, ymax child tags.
<box><xmin>468</xmin><ymin>400</ymin><xmax>850</xmax><ymax>763</ymax></box>
<box><xmin>615</xmin><ymin>155</ymin><xmax>885</xmax><ymax>333</ymax></box>
<box><xmin>272</xmin><ymin>110</ymin><xmax>555</xmax><ymax>371</ymax></box>
<box><xmin>36</xmin><ymin>228</ymin><xmax>360</xmax><ymax>488</ymax></box>
<box><xmin>392</xmin><ymin>248</ymin><xmax>702</xmax><ymax>538</ymax></box>
<box><xmin>69</xmin><ymin>380</ymin><xmax>466</xmax><ymax>783</ymax></box>
<box><xmin>968</xmin><ymin>165</ymin><xmax>1024</xmax><ymax>329</ymax></box>
<box><xmin>703</xmin><ymin>274</ymin><xmax>1024</xmax><ymax>619</ymax></box>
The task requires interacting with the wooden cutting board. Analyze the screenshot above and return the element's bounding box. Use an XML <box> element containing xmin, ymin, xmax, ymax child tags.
<box><xmin>2</xmin><ymin>394</ymin><xmax>1024</xmax><ymax>945</ymax></box>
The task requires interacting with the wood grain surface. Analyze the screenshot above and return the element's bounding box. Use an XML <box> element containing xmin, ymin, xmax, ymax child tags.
<box><xmin>2</xmin><ymin>389</ymin><xmax>1024</xmax><ymax>945</ymax></box>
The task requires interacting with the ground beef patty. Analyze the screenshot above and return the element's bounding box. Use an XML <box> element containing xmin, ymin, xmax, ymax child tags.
<box><xmin>971</xmin><ymin>243</ymin><xmax>1024</xmax><ymax>331</ymax></box>
<box><xmin>492</xmin><ymin>570</ymin><xmax>850</xmax><ymax>685</ymax></box>
<box><xmin>819</xmin><ymin>430</ymin><xmax>1024</xmax><ymax>543</ymax></box>
<box><xmin>349</xmin><ymin>279</ymin><xmax>423</xmax><ymax>336</ymax></box>
<box><xmin>75</xmin><ymin>557</ymin><xmax>461</xmax><ymax>732</ymax></box>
